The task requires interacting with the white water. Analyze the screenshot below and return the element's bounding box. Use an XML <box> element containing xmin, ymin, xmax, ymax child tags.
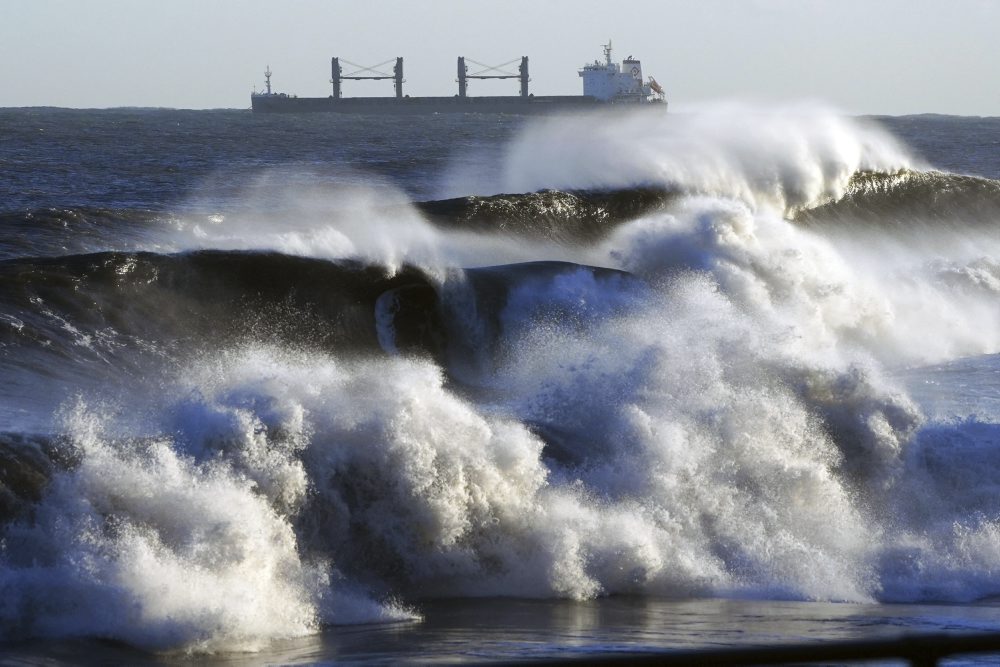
<box><xmin>4</xmin><ymin>104</ymin><xmax>1000</xmax><ymax>654</ymax></box>
<box><xmin>501</xmin><ymin>103</ymin><xmax>917</xmax><ymax>211</ymax></box>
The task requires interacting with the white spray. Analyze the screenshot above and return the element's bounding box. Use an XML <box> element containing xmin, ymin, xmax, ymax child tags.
<box><xmin>5</xmin><ymin>103</ymin><xmax>1000</xmax><ymax>654</ymax></box>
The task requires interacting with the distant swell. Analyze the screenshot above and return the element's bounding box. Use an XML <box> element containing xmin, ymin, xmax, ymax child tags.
<box><xmin>0</xmin><ymin>207</ymin><xmax>165</xmax><ymax>261</ymax></box>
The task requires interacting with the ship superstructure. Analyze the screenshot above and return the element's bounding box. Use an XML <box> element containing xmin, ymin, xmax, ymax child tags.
<box><xmin>251</xmin><ymin>65</ymin><xmax>291</xmax><ymax>101</ymax></box>
<box><xmin>579</xmin><ymin>41</ymin><xmax>665</xmax><ymax>104</ymax></box>
<box><xmin>251</xmin><ymin>41</ymin><xmax>666</xmax><ymax>114</ymax></box>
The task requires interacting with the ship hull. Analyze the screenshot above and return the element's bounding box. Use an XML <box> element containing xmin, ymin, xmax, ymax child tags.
<box><xmin>250</xmin><ymin>94</ymin><xmax>663</xmax><ymax>114</ymax></box>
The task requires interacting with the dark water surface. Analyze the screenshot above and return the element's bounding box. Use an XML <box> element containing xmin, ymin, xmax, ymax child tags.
<box><xmin>5</xmin><ymin>598</ymin><xmax>1000</xmax><ymax>665</ymax></box>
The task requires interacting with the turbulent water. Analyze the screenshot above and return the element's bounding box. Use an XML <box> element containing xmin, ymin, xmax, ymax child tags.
<box><xmin>1</xmin><ymin>105</ymin><xmax>1000</xmax><ymax>660</ymax></box>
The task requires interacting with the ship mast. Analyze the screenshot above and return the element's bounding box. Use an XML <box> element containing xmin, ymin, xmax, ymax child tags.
<box><xmin>603</xmin><ymin>40</ymin><xmax>612</xmax><ymax>66</ymax></box>
<box><xmin>264</xmin><ymin>65</ymin><xmax>272</xmax><ymax>95</ymax></box>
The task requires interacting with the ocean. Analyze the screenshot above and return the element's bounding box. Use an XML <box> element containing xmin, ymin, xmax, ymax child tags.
<box><xmin>1</xmin><ymin>105</ymin><xmax>999</xmax><ymax>664</ymax></box>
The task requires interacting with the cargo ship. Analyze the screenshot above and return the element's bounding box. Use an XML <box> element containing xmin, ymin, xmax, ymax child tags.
<box><xmin>250</xmin><ymin>41</ymin><xmax>666</xmax><ymax>114</ymax></box>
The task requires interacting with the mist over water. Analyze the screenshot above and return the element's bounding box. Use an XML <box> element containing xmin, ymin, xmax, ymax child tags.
<box><xmin>502</xmin><ymin>104</ymin><xmax>917</xmax><ymax>208</ymax></box>
<box><xmin>1</xmin><ymin>105</ymin><xmax>1000</xmax><ymax>655</ymax></box>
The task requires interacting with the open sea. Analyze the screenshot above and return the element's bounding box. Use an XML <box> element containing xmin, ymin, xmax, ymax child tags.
<box><xmin>1</xmin><ymin>105</ymin><xmax>1000</xmax><ymax>664</ymax></box>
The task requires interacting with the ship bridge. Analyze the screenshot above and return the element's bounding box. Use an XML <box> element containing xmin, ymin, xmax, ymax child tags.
<box><xmin>579</xmin><ymin>40</ymin><xmax>659</xmax><ymax>103</ymax></box>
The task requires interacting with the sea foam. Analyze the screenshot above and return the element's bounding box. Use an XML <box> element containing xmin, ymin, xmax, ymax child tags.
<box><xmin>4</xmin><ymin>104</ymin><xmax>1000</xmax><ymax>654</ymax></box>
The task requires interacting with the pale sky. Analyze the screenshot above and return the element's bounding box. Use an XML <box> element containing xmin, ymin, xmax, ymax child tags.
<box><xmin>3</xmin><ymin>0</ymin><xmax>998</xmax><ymax>115</ymax></box>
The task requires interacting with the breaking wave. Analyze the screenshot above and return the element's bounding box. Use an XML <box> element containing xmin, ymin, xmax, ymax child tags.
<box><xmin>3</xmin><ymin>104</ymin><xmax>1000</xmax><ymax>654</ymax></box>
<box><xmin>797</xmin><ymin>169</ymin><xmax>1000</xmax><ymax>228</ymax></box>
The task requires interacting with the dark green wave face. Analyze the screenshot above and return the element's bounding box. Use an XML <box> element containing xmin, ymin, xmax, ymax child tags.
<box><xmin>795</xmin><ymin>169</ymin><xmax>1000</xmax><ymax>228</ymax></box>
<box><xmin>415</xmin><ymin>187</ymin><xmax>677</xmax><ymax>241</ymax></box>
<box><xmin>0</xmin><ymin>251</ymin><xmax>438</xmax><ymax>412</ymax></box>
<box><xmin>419</xmin><ymin>168</ymin><xmax>1000</xmax><ymax>239</ymax></box>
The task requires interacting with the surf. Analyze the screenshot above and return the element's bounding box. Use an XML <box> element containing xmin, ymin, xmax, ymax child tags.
<box><xmin>2</xmin><ymin>103</ymin><xmax>1000</xmax><ymax>654</ymax></box>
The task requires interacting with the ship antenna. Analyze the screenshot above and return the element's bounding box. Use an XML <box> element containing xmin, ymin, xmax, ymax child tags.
<box><xmin>264</xmin><ymin>65</ymin><xmax>272</xmax><ymax>95</ymax></box>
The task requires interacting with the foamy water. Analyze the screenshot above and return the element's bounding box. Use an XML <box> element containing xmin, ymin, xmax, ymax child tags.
<box><xmin>1</xmin><ymin>105</ymin><xmax>1000</xmax><ymax>656</ymax></box>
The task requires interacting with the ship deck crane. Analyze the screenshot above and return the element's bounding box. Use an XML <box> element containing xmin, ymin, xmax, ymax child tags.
<box><xmin>331</xmin><ymin>58</ymin><xmax>405</xmax><ymax>98</ymax></box>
